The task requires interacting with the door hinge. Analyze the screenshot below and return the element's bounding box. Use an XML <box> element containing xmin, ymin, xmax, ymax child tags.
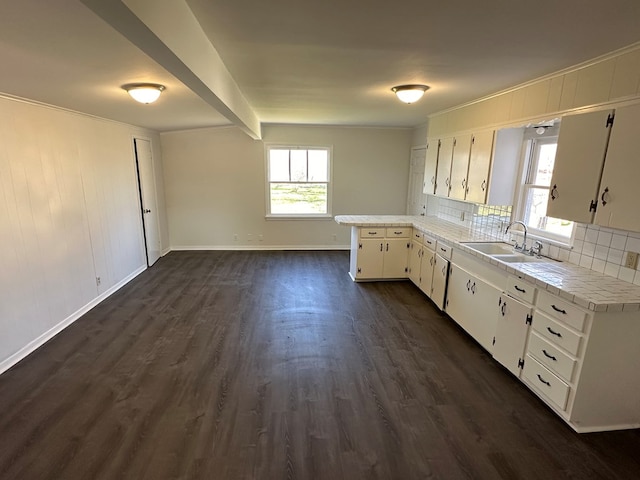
<box><xmin>405</xmin><ymin>267</ymin><xmax>408</xmax><ymax>273</ymax></box>
<box><xmin>526</xmin><ymin>314</ymin><xmax>533</xmax><ymax>325</ymax></box>
<box><xmin>406</xmin><ymin>242</ymin><xmax>410</xmax><ymax>249</ymax></box>
<box><xmin>518</xmin><ymin>358</ymin><xmax>525</xmax><ymax>369</ymax></box>
<box><xmin>606</xmin><ymin>113</ymin><xmax>615</xmax><ymax>128</ymax></box>
<box><xmin>589</xmin><ymin>200</ymin><xmax>598</xmax><ymax>212</ymax></box>
<box><xmin>492</xmin><ymin>336</ymin><xmax>496</xmax><ymax>346</ymax></box>
<box><xmin>472</xmin><ymin>135</ymin><xmax>476</xmax><ymax>145</ymax></box>
<box><xmin>358</xmin><ymin>243</ymin><xmax>362</xmax><ymax>249</ymax></box>
<box><xmin>357</xmin><ymin>267</ymin><xmax>361</xmax><ymax>273</ymax></box>
<box><xmin>453</xmin><ymin>138</ymin><xmax>457</xmax><ymax>147</ymax></box>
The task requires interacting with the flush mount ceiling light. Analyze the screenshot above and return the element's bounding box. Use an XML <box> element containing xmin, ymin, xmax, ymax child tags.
<box><xmin>122</xmin><ymin>83</ymin><xmax>165</xmax><ymax>104</ymax></box>
<box><xmin>391</xmin><ymin>84</ymin><xmax>430</xmax><ymax>104</ymax></box>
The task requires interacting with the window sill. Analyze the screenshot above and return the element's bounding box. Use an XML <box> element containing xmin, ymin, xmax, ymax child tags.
<box><xmin>265</xmin><ymin>214</ymin><xmax>334</xmax><ymax>221</ymax></box>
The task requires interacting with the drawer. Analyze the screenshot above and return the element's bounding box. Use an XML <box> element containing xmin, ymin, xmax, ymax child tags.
<box><xmin>527</xmin><ymin>331</ymin><xmax>577</xmax><ymax>382</ymax></box>
<box><xmin>386</xmin><ymin>227</ymin><xmax>411</xmax><ymax>238</ymax></box>
<box><xmin>436</xmin><ymin>241</ymin><xmax>452</xmax><ymax>260</ymax></box>
<box><xmin>412</xmin><ymin>230</ymin><xmax>423</xmax><ymax>243</ymax></box>
<box><xmin>422</xmin><ymin>234</ymin><xmax>436</xmax><ymax>250</ymax></box>
<box><xmin>523</xmin><ymin>354</ymin><xmax>570</xmax><ymax>411</ymax></box>
<box><xmin>506</xmin><ymin>275</ymin><xmax>537</xmax><ymax>304</ymax></box>
<box><xmin>537</xmin><ymin>290</ymin><xmax>587</xmax><ymax>332</ymax></box>
<box><xmin>360</xmin><ymin>228</ymin><xmax>384</xmax><ymax>238</ymax></box>
<box><xmin>532</xmin><ymin>312</ymin><xmax>583</xmax><ymax>356</ymax></box>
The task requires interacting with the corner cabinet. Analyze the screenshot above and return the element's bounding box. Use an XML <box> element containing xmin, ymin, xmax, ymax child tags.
<box><xmin>349</xmin><ymin>227</ymin><xmax>410</xmax><ymax>280</ymax></box>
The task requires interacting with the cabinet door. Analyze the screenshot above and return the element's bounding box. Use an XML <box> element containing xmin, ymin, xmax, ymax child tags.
<box><xmin>547</xmin><ymin>109</ymin><xmax>614</xmax><ymax>223</ymax></box>
<box><xmin>595</xmin><ymin>103</ymin><xmax>640</xmax><ymax>232</ymax></box>
<box><xmin>355</xmin><ymin>238</ymin><xmax>384</xmax><ymax>279</ymax></box>
<box><xmin>446</xmin><ymin>264</ymin><xmax>500</xmax><ymax>352</ymax></box>
<box><xmin>420</xmin><ymin>248</ymin><xmax>436</xmax><ymax>296</ymax></box>
<box><xmin>423</xmin><ymin>139</ymin><xmax>439</xmax><ymax>195</ymax></box>
<box><xmin>382</xmin><ymin>238</ymin><xmax>409</xmax><ymax>278</ymax></box>
<box><xmin>435</xmin><ymin>137</ymin><xmax>454</xmax><ymax>197</ymax></box>
<box><xmin>408</xmin><ymin>241</ymin><xmax>422</xmax><ymax>285</ymax></box>
<box><xmin>466</xmin><ymin>130</ymin><xmax>495</xmax><ymax>204</ymax></box>
<box><xmin>493</xmin><ymin>294</ymin><xmax>532</xmax><ymax>377</ymax></box>
<box><xmin>449</xmin><ymin>134</ymin><xmax>472</xmax><ymax>200</ymax></box>
<box><xmin>430</xmin><ymin>254</ymin><xmax>448</xmax><ymax>310</ymax></box>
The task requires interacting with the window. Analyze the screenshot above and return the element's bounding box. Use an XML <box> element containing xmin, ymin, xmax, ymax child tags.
<box><xmin>266</xmin><ymin>146</ymin><xmax>331</xmax><ymax>217</ymax></box>
<box><xmin>516</xmin><ymin>130</ymin><xmax>574</xmax><ymax>241</ymax></box>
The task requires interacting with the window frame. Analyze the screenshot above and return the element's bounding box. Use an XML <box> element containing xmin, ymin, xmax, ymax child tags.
<box><xmin>264</xmin><ymin>144</ymin><xmax>333</xmax><ymax>219</ymax></box>
<box><xmin>513</xmin><ymin>126</ymin><xmax>575</xmax><ymax>245</ymax></box>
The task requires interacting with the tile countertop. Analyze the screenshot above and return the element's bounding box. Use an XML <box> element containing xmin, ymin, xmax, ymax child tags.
<box><xmin>335</xmin><ymin>215</ymin><xmax>640</xmax><ymax>313</ymax></box>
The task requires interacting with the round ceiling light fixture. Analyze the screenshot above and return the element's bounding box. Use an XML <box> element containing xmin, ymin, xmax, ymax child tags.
<box><xmin>391</xmin><ymin>84</ymin><xmax>430</xmax><ymax>104</ymax></box>
<box><xmin>122</xmin><ymin>83</ymin><xmax>166</xmax><ymax>104</ymax></box>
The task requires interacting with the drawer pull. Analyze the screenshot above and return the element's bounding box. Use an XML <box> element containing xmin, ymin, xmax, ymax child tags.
<box><xmin>368</xmin><ymin>231</ymin><xmax>378</xmax><ymax>235</ymax></box>
<box><xmin>394</xmin><ymin>231</ymin><xmax>402</xmax><ymax>235</ymax></box>
<box><xmin>547</xmin><ymin>327</ymin><xmax>562</xmax><ymax>338</ymax></box>
<box><xmin>514</xmin><ymin>285</ymin><xmax>526</xmax><ymax>293</ymax></box>
<box><xmin>551</xmin><ymin>304</ymin><xmax>567</xmax><ymax>314</ymax></box>
<box><xmin>542</xmin><ymin>350</ymin><xmax>557</xmax><ymax>361</ymax></box>
<box><xmin>537</xmin><ymin>374</ymin><xmax>551</xmax><ymax>387</ymax></box>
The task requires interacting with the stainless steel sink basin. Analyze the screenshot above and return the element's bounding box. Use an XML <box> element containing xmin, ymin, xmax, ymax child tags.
<box><xmin>462</xmin><ymin>242</ymin><xmax>548</xmax><ymax>263</ymax></box>
<box><xmin>462</xmin><ymin>242</ymin><xmax>515</xmax><ymax>255</ymax></box>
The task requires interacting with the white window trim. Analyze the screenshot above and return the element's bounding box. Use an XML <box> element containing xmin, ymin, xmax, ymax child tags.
<box><xmin>264</xmin><ymin>144</ymin><xmax>333</xmax><ymax>219</ymax></box>
<box><xmin>513</xmin><ymin>126</ymin><xmax>575</xmax><ymax>246</ymax></box>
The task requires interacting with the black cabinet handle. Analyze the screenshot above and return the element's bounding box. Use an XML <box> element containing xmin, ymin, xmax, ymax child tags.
<box><xmin>514</xmin><ymin>285</ymin><xmax>526</xmax><ymax>293</ymax></box>
<box><xmin>470</xmin><ymin>282</ymin><xmax>476</xmax><ymax>295</ymax></box>
<box><xmin>601</xmin><ymin>187</ymin><xmax>609</xmax><ymax>206</ymax></box>
<box><xmin>537</xmin><ymin>374</ymin><xmax>551</xmax><ymax>386</ymax></box>
<box><xmin>440</xmin><ymin>247</ymin><xmax>447</xmax><ymax>253</ymax></box>
<box><xmin>547</xmin><ymin>326</ymin><xmax>562</xmax><ymax>338</ymax></box>
<box><xmin>542</xmin><ymin>350</ymin><xmax>557</xmax><ymax>361</ymax></box>
<box><xmin>551</xmin><ymin>305</ymin><xmax>567</xmax><ymax>314</ymax></box>
<box><xmin>550</xmin><ymin>184</ymin><xmax>558</xmax><ymax>200</ymax></box>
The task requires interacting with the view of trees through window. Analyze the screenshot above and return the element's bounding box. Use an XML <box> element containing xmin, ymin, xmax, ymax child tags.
<box><xmin>267</xmin><ymin>147</ymin><xmax>330</xmax><ymax>215</ymax></box>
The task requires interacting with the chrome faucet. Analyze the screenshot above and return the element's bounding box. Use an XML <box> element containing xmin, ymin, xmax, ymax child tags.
<box><xmin>505</xmin><ymin>220</ymin><xmax>528</xmax><ymax>253</ymax></box>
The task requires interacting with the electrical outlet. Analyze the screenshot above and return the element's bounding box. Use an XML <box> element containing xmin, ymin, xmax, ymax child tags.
<box><xmin>96</xmin><ymin>276</ymin><xmax>101</xmax><ymax>286</ymax></box>
<box><xmin>625</xmin><ymin>251</ymin><xmax>639</xmax><ymax>269</ymax></box>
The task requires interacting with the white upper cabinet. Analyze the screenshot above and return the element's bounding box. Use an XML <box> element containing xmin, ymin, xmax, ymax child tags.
<box><xmin>465</xmin><ymin>130</ymin><xmax>495</xmax><ymax>203</ymax></box>
<box><xmin>595</xmin><ymin>103</ymin><xmax>640</xmax><ymax>231</ymax></box>
<box><xmin>423</xmin><ymin>138</ymin><xmax>439</xmax><ymax>195</ymax></box>
<box><xmin>435</xmin><ymin>137</ymin><xmax>454</xmax><ymax>197</ymax></box>
<box><xmin>449</xmin><ymin>134</ymin><xmax>472</xmax><ymax>200</ymax></box>
<box><xmin>546</xmin><ymin>109</ymin><xmax>614</xmax><ymax>223</ymax></box>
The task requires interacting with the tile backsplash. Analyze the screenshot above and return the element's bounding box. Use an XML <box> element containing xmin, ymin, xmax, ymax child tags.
<box><xmin>429</xmin><ymin>196</ymin><xmax>640</xmax><ymax>286</ymax></box>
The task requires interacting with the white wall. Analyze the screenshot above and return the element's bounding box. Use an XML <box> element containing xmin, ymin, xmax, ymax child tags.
<box><xmin>160</xmin><ymin>124</ymin><xmax>413</xmax><ymax>249</ymax></box>
<box><xmin>0</xmin><ymin>95</ymin><xmax>168</xmax><ymax>373</ymax></box>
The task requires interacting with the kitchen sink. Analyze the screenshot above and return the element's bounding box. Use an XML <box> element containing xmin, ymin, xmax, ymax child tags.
<box><xmin>462</xmin><ymin>242</ymin><xmax>548</xmax><ymax>263</ymax></box>
<box><xmin>462</xmin><ymin>242</ymin><xmax>515</xmax><ymax>255</ymax></box>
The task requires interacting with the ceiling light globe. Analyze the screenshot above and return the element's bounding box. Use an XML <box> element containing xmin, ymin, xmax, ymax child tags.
<box><xmin>392</xmin><ymin>84</ymin><xmax>429</xmax><ymax>104</ymax></box>
<box><xmin>123</xmin><ymin>83</ymin><xmax>165</xmax><ymax>104</ymax></box>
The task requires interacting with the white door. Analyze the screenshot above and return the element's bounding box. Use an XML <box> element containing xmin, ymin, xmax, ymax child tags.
<box><xmin>406</xmin><ymin>147</ymin><xmax>427</xmax><ymax>215</ymax></box>
<box><xmin>493</xmin><ymin>294</ymin><xmax>532</xmax><ymax>377</ymax></box>
<box><xmin>134</xmin><ymin>138</ymin><xmax>161</xmax><ymax>266</ymax></box>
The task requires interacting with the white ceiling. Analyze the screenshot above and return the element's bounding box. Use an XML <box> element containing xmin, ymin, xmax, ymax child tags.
<box><xmin>2</xmin><ymin>0</ymin><xmax>640</xmax><ymax>134</ymax></box>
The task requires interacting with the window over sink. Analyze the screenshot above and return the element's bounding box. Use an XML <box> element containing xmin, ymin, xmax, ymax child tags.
<box><xmin>515</xmin><ymin>126</ymin><xmax>574</xmax><ymax>243</ymax></box>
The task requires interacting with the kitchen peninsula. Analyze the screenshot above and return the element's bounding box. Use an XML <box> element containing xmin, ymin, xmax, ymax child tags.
<box><xmin>335</xmin><ymin>214</ymin><xmax>640</xmax><ymax>433</ymax></box>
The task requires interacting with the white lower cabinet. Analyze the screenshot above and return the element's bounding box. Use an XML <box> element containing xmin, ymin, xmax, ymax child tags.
<box><xmin>430</xmin><ymin>253</ymin><xmax>448</xmax><ymax>310</ymax></box>
<box><xmin>445</xmin><ymin>263</ymin><xmax>500</xmax><ymax>352</ymax></box>
<box><xmin>492</xmin><ymin>293</ymin><xmax>533</xmax><ymax>377</ymax></box>
<box><xmin>349</xmin><ymin>227</ymin><xmax>410</xmax><ymax>280</ymax></box>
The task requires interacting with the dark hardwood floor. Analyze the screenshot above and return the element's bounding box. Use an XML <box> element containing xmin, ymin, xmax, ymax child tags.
<box><xmin>1</xmin><ymin>250</ymin><xmax>639</xmax><ymax>479</ymax></box>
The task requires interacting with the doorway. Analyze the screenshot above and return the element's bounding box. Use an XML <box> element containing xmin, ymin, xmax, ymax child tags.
<box><xmin>134</xmin><ymin>138</ymin><xmax>161</xmax><ymax>266</ymax></box>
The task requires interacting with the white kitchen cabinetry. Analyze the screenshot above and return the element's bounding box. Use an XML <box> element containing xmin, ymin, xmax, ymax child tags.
<box><xmin>546</xmin><ymin>109</ymin><xmax>614</xmax><ymax>223</ymax></box>
<box><xmin>408</xmin><ymin>231</ymin><xmax>437</xmax><ymax>297</ymax></box>
<box><xmin>435</xmin><ymin>137</ymin><xmax>454</xmax><ymax>197</ymax></box>
<box><xmin>465</xmin><ymin>130</ymin><xmax>495</xmax><ymax>203</ymax></box>
<box><xmin>445</xmin><ymin>263</ymin><xmax>500</xmax><ymax>352</ymax></box>
<box><xmin>349</xmin><ymin>227</ymin><xmax>410</xmax><ymax>280</ymax></box>
<box><xmin>521</xmin><ymin>289</ymin><xmax>640</xmax><ymax>432</ymax></box>
<box><xmin>493</xmin><ymin>276</ymin><xmax>536</xmax><ymax>377</ymax></box>
<box><xmin>595</xmin><ymin>103</ymin><xmax>640</xmax><ymax>232</ymax></box>
<box><xmin>448</xmin><ymin>134</ymin><xmax>473</xmax><ymax>200</ymax></box>
<box><xmin>422</xmin><ymin>139</ymin><xmax>439</xmax><ymax>195</ymax></box>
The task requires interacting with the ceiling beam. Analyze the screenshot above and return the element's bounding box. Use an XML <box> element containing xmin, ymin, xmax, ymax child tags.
<box><xmin>81</xmin><ymin>0</ymin><xmax>261</xmax><ymax>139</ymax></box>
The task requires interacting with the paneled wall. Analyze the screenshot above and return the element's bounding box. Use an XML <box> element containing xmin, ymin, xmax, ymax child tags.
<box><xmin>0</xmin><ymin>96</ymin><xmax>167</xmax><ymax>372</ymax></box>
<box><xmin>428</xmin><ymin>44</ymin><xmax>640</xmax><ymax>136</ymax></box>
<box><xmin>161</xmin><ymin>124</ymin><xmax>413</xmax><ymax>249</ymax></box>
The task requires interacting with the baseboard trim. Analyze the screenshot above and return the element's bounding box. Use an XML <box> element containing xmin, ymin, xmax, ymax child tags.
<box><xmin>169</xmin><ymin>245</ymin><xmax>351</xmax><ymax>251</ymax></box>
<box><xmin>0</xmin><ymin>265</ymin><xmax>147</xmax><ymax>376</ymax></box>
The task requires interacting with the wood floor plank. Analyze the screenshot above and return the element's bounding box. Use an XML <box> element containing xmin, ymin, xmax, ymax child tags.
<box><xmin>1</xmin><ymin>250</ymin><xmax>639</xmax><ymax>479</ymax></box>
